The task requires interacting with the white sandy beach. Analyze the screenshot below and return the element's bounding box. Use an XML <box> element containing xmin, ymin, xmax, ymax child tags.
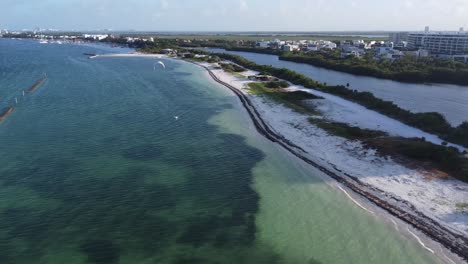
<box><xmin>198</xmin><ymin>61</ymin><xmax>468</xmax><ymax>239</ymax></box>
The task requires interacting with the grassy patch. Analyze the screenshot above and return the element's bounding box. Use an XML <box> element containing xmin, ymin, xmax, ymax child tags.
<box><xmin>247</xmin><ymin>83</ymin><xmax>321</xmax><ymax>114</ymax></box>
<box><xmin>456</xmin><ymin>203</ymin><xmax>468</xmax><ymax>211</ymax></box>
<box><xmin>365</xmin><ymin>137</ymin><xmax>468</xmax><ymax>183</ymax></box>
<box><xmin>309</xmin><ymin>119</ymin><xmax>387</xmax><ymax>140</ymax></box>
<box><xmin>231</xmin><ymin>72</ymin><xmax>246</xmax><ymax>78</ymax></box>
<box><xmin>219</xmin><ymin>63</ymin><xmax>246</xmax><ymax>73</ymax></box>
<box><xmin>265</xmin><ymin>81</ymin><xmax>290</xmax><ymax>89</ymax></box>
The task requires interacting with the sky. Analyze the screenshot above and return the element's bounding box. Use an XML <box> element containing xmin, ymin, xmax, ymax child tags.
<box><xmin>0</xmin><ymin>0</ymin><xmax>467</xmax><ymax>31</ymax></box>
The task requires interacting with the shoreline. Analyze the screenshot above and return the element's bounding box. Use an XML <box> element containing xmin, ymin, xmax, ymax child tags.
<box><xmin>192</xmin><ymin>61</ymin><xmax>468</xmax><ymax>262</ymax></box>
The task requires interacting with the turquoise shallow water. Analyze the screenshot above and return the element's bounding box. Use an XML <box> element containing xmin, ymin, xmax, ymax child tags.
<box><xmin>0</xmin><ymin>39</ymin><xmax>445</xmax><ymax>263</ymax></box>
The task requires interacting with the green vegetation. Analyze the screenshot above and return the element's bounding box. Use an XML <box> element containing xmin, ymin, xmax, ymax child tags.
<box><xmin>247</xmin><ymin>83</ymin><xmax>321</xmax><ymax>114</ymax></box>
<box><xmin>309</xmin><ymin>119</ymin><xmax>387</xmax><ymax>140</ymax></box>
<box><xmin>213</xmin><ymin>53</ymin><xmax>468</xmax><ymax>148</ymax></box>
<box><xmin>102</xmin><ymin>37</ymin><xmax>180</xmax><ymax>53</ymax></box>
<box><xmin>456</xmin><ymin>203</ymin><xmax>468</xmax><ymax>211</ymax></box>
<box><xmin>219</xmin><ymin>63</ymin><xmax>246</xmax><ymax>73</ymax></box>
<box><xmin>227</xmin><ymin>46</ymin><xmax>283</xmax><ymax>55</ymax></box>
<box><xmin>265</xmin><ymin>81</ymin><xmax>290</xmax><ymax>89</ymax></box>
<box><xmin>365</xmin><ymin>137</ymin><xmax>468</xmax><ymax>183</ymax></box>
<box><xmin>280</xmin><ymin>50</ymin><xmax>468</xmax><ymax>86</ymax></box>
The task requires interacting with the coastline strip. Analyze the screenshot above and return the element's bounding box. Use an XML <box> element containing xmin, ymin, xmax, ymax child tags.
<box><xmin>195</xmin><ymin>62</ymin><xmax>468</xmax><ymax>262</ymax></box>
<box><xmin>0</xmin><ymin>107</ymin><xmax>14</xmax><ymax>123</ymax></box>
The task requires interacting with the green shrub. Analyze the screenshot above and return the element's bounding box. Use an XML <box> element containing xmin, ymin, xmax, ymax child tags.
<box><xmin>265</xmin><ymin>81</ymin><xmax>290</xmax><ymax>89</ymax></box>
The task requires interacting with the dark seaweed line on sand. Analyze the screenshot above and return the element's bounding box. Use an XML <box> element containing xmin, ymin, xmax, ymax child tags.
<box><xmin>195</xmin><ymin>62</ymin><xmax>468</xmax><ymax>262</ymax></box>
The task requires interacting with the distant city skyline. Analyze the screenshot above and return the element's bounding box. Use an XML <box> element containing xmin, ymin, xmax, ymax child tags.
<box><xmin>1</xmin><ymin>0</ymin><xmax>466</xmax><ymax>32</ymax></box>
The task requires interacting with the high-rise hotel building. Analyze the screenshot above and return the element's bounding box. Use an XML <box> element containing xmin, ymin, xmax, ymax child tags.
<box><xmin>408</xmin><ymin>27</ymin><xmax>468</xmax><ymax>55</ymax></box>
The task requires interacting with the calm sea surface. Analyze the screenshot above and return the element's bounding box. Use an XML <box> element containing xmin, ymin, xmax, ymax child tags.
<box><xmin>0</xmin><ymin>39</ymin><xmax>443</xmax><ymax>263</ymax></box>
<box><xmin>203</xmin><ymin>48</ymin><xmax>468</xmax><ymax>126</ymax></box>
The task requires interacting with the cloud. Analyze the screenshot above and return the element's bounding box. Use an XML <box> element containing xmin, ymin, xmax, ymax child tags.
<box><xmin>240</xmin><ymin>0</ymin><xmax>248</xmax><ymax>11</ymax></box>
<box><xmin>160</xmin><ymin>0</ymin><xmax>169</xmax><ymax>10</ymax></box>
<box><xmin>404</xmin><ymin>1</ymin><xmax>413</xmax><ymax>8</ymax></box>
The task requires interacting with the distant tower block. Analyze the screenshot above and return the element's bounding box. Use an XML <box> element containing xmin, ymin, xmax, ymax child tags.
<box><xmin>460</xmin><ymin>27</ymin><xmax>464</xmax><ymax>32</ymax></box>
<box><xmin>424</xmin><ymin>26</ymin><xmax>430</xmax><ymax>33</ymax></box>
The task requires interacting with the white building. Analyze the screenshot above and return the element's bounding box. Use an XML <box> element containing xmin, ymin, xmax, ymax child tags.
<box><xmin>408</xmin><ymin>28</ymin><xmax>468</xmax><ymax>55</ymax></box>
<box><xmin>305</xmin><ymin>40</ymin><xmax>337</xmax><ymax>51</ymax></box>
<box><xmin>306</xmin><ymin>44</ymin><xmax>318</xmax><ymax>51</ymax></box>
<box><xmin>283</xmin><ymin>44</ymin><xmax>299</xmax><ymax>52</ymax></box>
<box><xmin>82</xmin><ymin>34</ymin><xmax>108</xmax><ymax>40</ymax></box>
<box><xmin>389</xmin><ymin>32</ymin><xmax>408</xmax><ymax>44</ymax></box>
<box><xmin>257</xmin><ymin>41</ymin><xmax>270</xmax><ymax>48</ymax></box>
<box><xmin>341</xmin><ymin>46</ymin><xmax>365</xmax><ymax>58</ymax></box>
<box><xmin>323</xmin><ymin>41</ymin><xmax>337</xmax><ymax>49</ymax></box>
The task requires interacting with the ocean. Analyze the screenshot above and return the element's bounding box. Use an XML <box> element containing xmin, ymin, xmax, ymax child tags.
<box><xmin>0</xmin><ymin>39</ymin><xmax>442</xmax><ymax>264</ymax></box>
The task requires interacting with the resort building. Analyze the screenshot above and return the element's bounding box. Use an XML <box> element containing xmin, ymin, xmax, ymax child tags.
<box><xmin>82</xmin><ymin>34</ymin><xmax>108</xmax><ymax>40</ymax></box>
<box><xmin>408</xmin><ymin>29</ymin><xmax>468</xmax><ymax>55</ymax></box>
<box><xmin>256</xmin><ymin>41</ymin><xmax>270</xmax><ymax>48</ymax></box>
<box><xmin>283</xmin><ymin>44</ymin><xmax>300</xmax><ymax>52</ymax></box>
<box><xmin>340</xmin><ymin>46</ymin><xmax>365</xmax><ymax>58</ymax></box>
<box><xmin>389</xmin><ymin>32</ymin><xmax>408</xmax><ymax>44</ymax></box>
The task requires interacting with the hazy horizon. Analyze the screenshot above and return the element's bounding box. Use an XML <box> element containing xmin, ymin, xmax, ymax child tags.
<box><xmin>1</xmin><ymin>0</ymin><xmax>466</xmax><ymax>32</ymax></box>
